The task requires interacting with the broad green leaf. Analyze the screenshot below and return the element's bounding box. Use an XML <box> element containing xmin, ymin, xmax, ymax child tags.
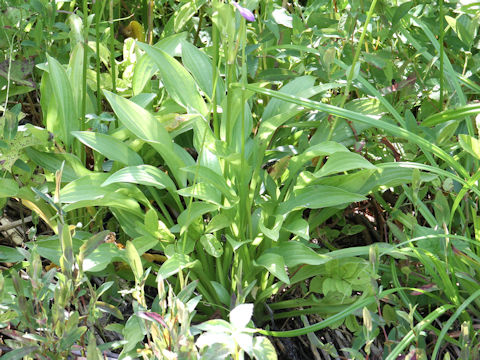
<box><xmin>177</xmin><ymin>202</ymin><xmax>219</xmax><ymax>233</ymax></box>
<box><xmin>0</xmin><ymin>179</ymin><xmax>19</xmax><ymax>197</ymax></box>
<box><xmin>103</xmin><ymin>90</ymin><xmax>188</xmax><ymax>186</ymax></box>
<box><xmin>200</xmin><ymin>234</ymin><xmax>223</xmax><ymax>258</ymax></box>
<box><xmin>0</xmin><ymin>246</ymin><xmax>25</xmax><ymax>262</ymax></box>
<box><xmin>60</xmin><ymin>173</ymin><xmax>146</xmax><ymax>214</ymax></box>
<box><xmin>254</xmin><ymin>253</ymin><xmax>290</xmax><ymax>284</ymax></box>
<box><xmin>206</xmin><ymin>210</ymin><xmax>235</xmax><ymax>233</ymax></box>
<box><xmin>314</xmin><ymin>152</ymin><xmax>376</xmax><ymax>178</ymax></box>
<box><xmin>46</xmin><ymin>54</ymin><xmax>78</xmax><ymax>149</ymax></box>
<box><xmin>282</xmin><ymin>217</ymin><xmax>309</xmax><ymax>240</ymax></box>
<box><xmin>132</xmin><ymin>32</ymin><xmax>188</xmax><ymax>95</ymax></box>
<box><xmin>122</xmin><ymin>315</ymin><xmax>145</xmax><ymax>353</ymax></box>
<box><xmin>182</xmin><ymin>41</ymin><xmax>225</xmax><ymax>104</ymax></box>
<box><xmin>25</xmin><ymin>148</ymin><xmax>91</xmax><ymax>182</ymax></box>
<box><xmin>72</xmin><ymin>131</ymin><xmax>143</xmax><ymax>166</ymax></box>
<box><xmin>277</xmin><ymin>185</ymin><xmax>366</xmax><ymax>215</ymax></box>
<box><xmin>182</xmin><ymin>165</ymin><xmax>237</xmax><ymax>201</ymax></box>
<box><xmin>459</xmin><ymin>134</ymin><xmax>480</xmax><ymax>160</ymax></box>
<box><xmin>0</xmin><ymin>346</ymin><xmax>38</xmax><ymax>360</ymax></box>
<box><xmin>211</xmin><ymin>281</ymin><xmax>230</xmax><ymax>306</ymax></box>
<box><xmin>288</xmin><ymin>141</ymin><xmax>349</xmax><ymax>175</ymax></box>
<box><xmin>158</xmin><ymin>253</ymin><xmax>198</xmax><ymax>279</ymax></box>
<box><xmin>82</xmin><ymin>243</ymin><xmax>123</xmax><ymax>272</ymax></box>
<box><xmin>102</xmin><ymin>165</ymin><xmax>177</xmax><ymax>193</ymax></box>
<box><xmin>125</xmin><ymin>241</ymin><xmax>143</xmax><ymax>283</ymax></box>
<box><xmin>261</xmin><ymin>76</ymin><xmax>315</xmax><ymax>122</ymax></box>
<box><xmin>264</xmin><ymin>241</ymin><xmax>331</xmax><ymax>267</ymax></box>
<box><xmin>177</xmin><ymin>183</ymin><xmax>222</xmax><ymax>206</ymax></box>
<box><xmin>136</xmin><ymin>42</ymin><xmax>208</xmax><ymax>116</ymax></box>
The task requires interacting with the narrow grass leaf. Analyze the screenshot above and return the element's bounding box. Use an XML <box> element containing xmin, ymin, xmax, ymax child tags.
<box><xmin>423</xmin><ymin>103</ymin><xmax>480</xmax><ymax>127</ymax></box>
<box><xmin>239</xmin><ymin>83</ymin><xmax>469</xmax><ymax>178</ymax></box>
<box><xmin>386</xmin><ymin>305</ymin><xmax>454</xmax><ymax>360</ymax></box>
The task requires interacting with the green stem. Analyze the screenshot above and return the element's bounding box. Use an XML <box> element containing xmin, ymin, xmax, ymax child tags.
<box><xmin>95</xmin><ymin>0</ymin><xmax>102</xmax><ymax>114</ymax></box>
<box><xmin>109</xmin><ymin>0</ymin><xmax>116</xmax><ymax>95</ymax></box>
<box><xmin>327</xmin><ymin>0</ymin><xmax>378</xmax><ymax>141</ymax></box>
<box><xmin>439</xmin><ymin>0</ymin><xmax>444</xmax><ymax>108</ymax></box>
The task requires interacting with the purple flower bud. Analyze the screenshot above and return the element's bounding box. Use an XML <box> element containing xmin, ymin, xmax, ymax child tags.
<box><xmin>232</xmin><ymin>2</ymin><xmax>255</xmax><ymax>22</ymax></box>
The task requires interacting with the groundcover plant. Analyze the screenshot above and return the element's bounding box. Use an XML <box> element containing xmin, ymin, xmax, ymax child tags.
<box><xmin>1</xmin><ymin>0</ymin><xmax>480</xmax><ymax>358</ymax></box>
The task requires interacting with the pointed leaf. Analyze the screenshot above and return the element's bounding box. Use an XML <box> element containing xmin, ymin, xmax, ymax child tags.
<box><xmin>254</xmin><ymin>253</ymin><xmax>290</xmax><ymax>284</ymax></box>
<box><xmin>136</xmin><ymin>42</ymin><xmax>208</xmax><ymax>116</ymax></box>
<box><xmin>72</xmin><ymin>131</ymin><xmax>143</xmax><ymax>166</ymax></box>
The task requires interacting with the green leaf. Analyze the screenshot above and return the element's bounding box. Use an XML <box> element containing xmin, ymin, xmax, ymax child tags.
<box><xmin>264</xmin><ymin>241</ymin><xmax>331</xmax><ymax>267</ymax></box>
<box><xmin>459</xmin><ymin>134</ymin><xmax>480</xmax><ymax>160</ymax></box>
<box><xmin>103</xmin><ymin>90</ymin><xmax>188</xmax><ymax>187</ymax></box>
<box><xmin>277</xmin><ymin>185</ymin><xmax>366</xmax><ymax>215</ymax></box>
<box><xmin>72</xmin><ymin>131</ymin><xmax>143</xmax><ymax>166</ymax></box>
<box><xmin>288</xmin><ymin>141</ymin><xmax>349</xmax><ymax>175</ymax></box>
<box><xmin>82</xmin><ymin>243</ymin><xmax>122</xmax><ymax>272</ymax></box>
<box><xmin>96</xmin><ymin>301</ymin><xmax>124</xmax><ymax>320</ymax></box>
<box><xmin>157</xmin><ymin>253</ymin><xmax>198</xmax><ymax>279</ymax></box>
<box><xmin>102</xmin><ymin>165</ymin><xmax>177</xmax><ymax>192</ymax></box>
<box><xmin>182</xmin><ymin>165</ymin><xmax>237</xmax><ymax>201</ymax></box>
<box><xmin>423</xmin><ymin>103</ymin><xmax>480</xmax><ymax>127</ymax></box>
<box><xmin>174</xmin><ymin>0</ymin><xmax>207</xmax><ymax>32</ymax></box>
<box><xmin>181</xmin><ymin>41</ymin><xmax>225</xmax><ymax>104</ymax></box>
<box><xmin>46</xmin><ymin>54</ymin><xmax>78</xmax><ymax>149</ymax></box>
<box><xmin>132</xmin><ymin>32</ymin><xmax>188</xmax><ymax>95</ymax></box>
<box><xmin>211</xmin><ymin>281</ymin><xmax>230</xmax><ymax>306</ymax></box>
<box><xmin>254</xmin><ymin>253</ymin><xmax>290</xmax><ymax>284</ymax></box>
<box><xmin>177</xmin><ymin>183</ymin><xmax>222</xmax><ymax>205</ymax></box>
<box><xmin>177</xmin><ymin>202</ymin><xmax>219</xmax><ymax>234</ymax></box>
<box><xmin>314</xmin><ymin>152</ymin><xmax>376</xmax><ymax>178</ymax></box>
<box><xmin>25</xmin><ymin>148</ymin><xmax>91</xmax><ymax>182</ymax></box>
<box><xmin>78</xmin><ymin>230</ymin><xmax>110</xmax><ymax>262</ymax></box>
<box><xmin>0</xmin><ymin>246</ymin><xmax>25</xmax><ymax>262</ymax></box>
<box><xmin>200</xmin><ymin>234</ymin><xmax>223</xmax><ymax>258</ymax></box>
<box><xmin>0</xmin><ymin>179</ymin><xmax>19</xmax><ymax>197</ymax></box>
<box><xmin>0</xmin><ymin>346</ymin><xmax>38</xmax><ymax>360</ymax></box>
<box><xmin>125</xmin><ymin>241</ymin><xmax>143</xmax><ymax>283</ymax></box>
<box><xmin>59</xmin><ymin>223</ymin><xmax>74</xmax><ymax>277</ymax></box>
<box><xmin>59</xmin><ymin>326</ymin><xmax>87</xmax><ymax>351</ymax></box>
<box><xmin>136</xmin><ymin>42</ymin><xmax>208</xmax><ymax>116</ymax></box>
<box><xmin>122</xmin><ymin>315</ymin><xmax>145</xmax><ymax>353</ymax></box>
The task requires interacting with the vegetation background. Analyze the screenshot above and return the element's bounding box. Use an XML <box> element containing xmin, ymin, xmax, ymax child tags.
<box><xmin>1</xmin><ymin>0</ymin><xmax>480</xmax><ymax>359</ymax></box>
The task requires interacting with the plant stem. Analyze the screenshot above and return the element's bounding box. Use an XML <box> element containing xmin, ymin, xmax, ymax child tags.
<box><xmin>327</xmin><ymin>0</ymin><xmax>378</xmax><ymax>141</ymax></box>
